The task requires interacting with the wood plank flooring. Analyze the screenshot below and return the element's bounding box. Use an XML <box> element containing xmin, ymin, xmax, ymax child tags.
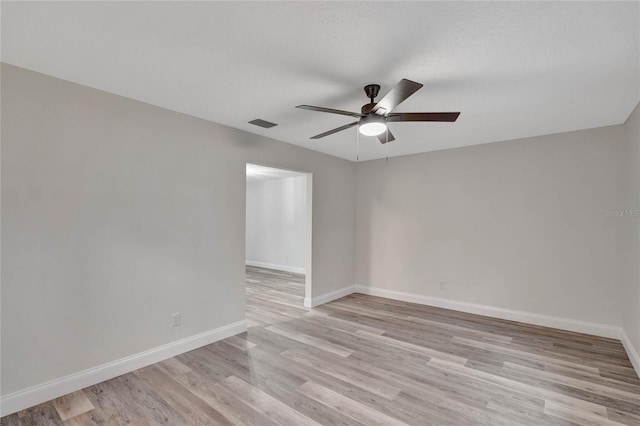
<box><xmin>2</xmin><ymin>265</ymin><xmax>639</xmax><ymax>425</ymax></box>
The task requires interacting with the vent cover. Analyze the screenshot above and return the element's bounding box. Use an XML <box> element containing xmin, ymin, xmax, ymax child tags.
<box><xmin>249</xmin><ymin>119</ymin><xmax>278</xmax><ymax>129</ymax></box>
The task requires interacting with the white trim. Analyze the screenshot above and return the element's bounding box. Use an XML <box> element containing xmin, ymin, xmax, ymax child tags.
<box><xmin>305</xmin><ymin>285</ymin><xmax>356</xmax><ymax>308</ymax></box>
<box><xmin>354</xmin><ymin>285</ymin><xmax>622</xmax><ymax>339</ymax></box>
<box><xmin>304</xmin><ymin>172</ymin><xmax>313</xmax><ymax>312</ymax></box>
<box><xmin>246</xmin><ymin>260</ymin><xmax>305</xmax><ymax>274</ymax></box>
<box><xmin>0</xmin><ymin>320</ymin><xmax>247</xmax><ymax>416</ymax></box>
<box><xmin>620</xmin><ymin>329</ymin><xmax>640</xmax><ymax>378</ymax></box>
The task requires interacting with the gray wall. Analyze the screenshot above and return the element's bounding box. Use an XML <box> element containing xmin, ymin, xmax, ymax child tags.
<box><xmin>246</xmin><ymin>176</ymin><xmax>307</xmax><ymax>272</ymax></box>
<box><xmin>622</xmin><ymin>103</ymin><xmax>640</xmax><ymax>353</ymax></box>
<box><xmin>355</xmin><ymin>123</ymin><xmax>630</xmax><ymax>328</ymax></box>
<box><xmin>1</xmin><ymin>64</ymin><xmax>356</xmax><ymax>396</ymax></box>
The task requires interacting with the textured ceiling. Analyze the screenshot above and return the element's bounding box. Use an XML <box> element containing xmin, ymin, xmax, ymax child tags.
<box><xmin>2</xmin><ymin>1</ymin><xmax>639</xmax><ymax>161</ymax></box>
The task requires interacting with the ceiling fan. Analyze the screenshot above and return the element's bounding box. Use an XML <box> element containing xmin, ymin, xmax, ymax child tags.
<box><xmin>296</xmin><ymin>79</ymin><xmax>460</xmax><ymax>144</ymax></box>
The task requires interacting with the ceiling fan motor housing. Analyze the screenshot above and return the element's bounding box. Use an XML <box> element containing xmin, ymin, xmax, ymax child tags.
<box><xmin>361</xmin><ymin>102</ymin><xmax>377</xmax><ymax>114</ymax></box>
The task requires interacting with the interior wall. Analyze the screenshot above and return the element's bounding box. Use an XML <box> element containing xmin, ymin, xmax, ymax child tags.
<box><xmin>622</xmin><ymin>103</ymin><xmax>640</xmax><ymax>356</ymax></box>
<box><xmin>1</xmin><ymin>64</ymin><xmax>356</xmax><ymax>397</ymax></box>
<box><xmin>355</xmin><ymin>123</ymin><xmax>629</xmax><ymax>328</ymax></box>
<box><xmin>246</xmin><ymin>175</ymin><xmax>307</xmax><ymax>273</ymax></box>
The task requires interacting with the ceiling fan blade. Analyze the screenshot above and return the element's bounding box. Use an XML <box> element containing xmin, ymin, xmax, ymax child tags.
<box><xmin>296</xmin><ymin>105</ymin><xmax>362</xmax><ymax>118</ymax></box>
<box><xmin>387</xmin><ymin>112</ymin><xmax>460</xmax><ymax>122</ymax></box>
<box><xmin>310</xmin><ymin>121</ymin><xmax>359</xmax><ymax>139</ymax></box>
<box><xmin>373</xmin><ymin>79</ymin><xmax>423</xmax><ymax>115</ymax></box>
<box><xmin>378</xmin><ymin>129</ymin><xmax>396</xmax><ymax>144</ymax></box>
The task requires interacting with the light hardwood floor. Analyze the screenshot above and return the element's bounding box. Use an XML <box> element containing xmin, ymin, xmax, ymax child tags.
<box><xmin>2</xmin><ymin>266</ymin><xmax>640</xmax><ymax>425</ymax></box>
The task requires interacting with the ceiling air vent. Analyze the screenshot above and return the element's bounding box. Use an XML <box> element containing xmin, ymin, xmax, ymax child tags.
<box><xmin>249</xmin><ymin>119</ymin><xmax>278</xmax><ymax>129</ymax></box>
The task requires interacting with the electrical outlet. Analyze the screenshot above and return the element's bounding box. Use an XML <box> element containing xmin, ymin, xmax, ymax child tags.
<box><xmin>171</xmin><ymin>312</ymin><xmax>181</xmax><ymax>327</ymax></box>
<box><xmin>439</xmin><ymin>280</ymin><xmax>445</xmax><ymax>290</ymax></box>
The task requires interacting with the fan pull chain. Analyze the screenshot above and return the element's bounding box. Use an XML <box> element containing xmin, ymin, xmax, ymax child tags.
<box><xmin>385</xmin><ymin>128</ymin><xmax>389</xmax><ymax>162</ymax></box>
<box><xmin>356</xmin><ymin>124</ymin><xmax>360</xmax><ymax>161</ymax></box>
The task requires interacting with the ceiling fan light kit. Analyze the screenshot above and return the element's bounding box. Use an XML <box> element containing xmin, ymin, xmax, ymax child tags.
<box><xmin>296</xmin><ymin>78</ymin><xmax>461</xmax><ymax>145</ymax></box>
<box><xmin>359</xmin><ymin>114</ymin><xmax>387</xmax><ymax>136</ymax></box>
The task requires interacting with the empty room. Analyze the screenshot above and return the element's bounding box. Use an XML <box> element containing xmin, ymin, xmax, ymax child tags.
<box><xmin>1</xmin><ymin>1</ymin><xmax>639</xmax><ymax>425</ymax></box>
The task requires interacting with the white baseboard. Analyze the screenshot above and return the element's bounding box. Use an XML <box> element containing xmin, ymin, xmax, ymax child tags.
<box><xmin>305</xmin><ymin>285</ymin><xmax>356</xmax><ymax>308</ymax></box>
<box><xmin>0</xmin><ymin>320</ymin><xmax>247</xmax><ymax>417</ymax></box>
<box><xmin>620</xmin><ymin>329</ymin><xmax>640</xmax><ymax>378</ymax></box>
<box><xmin>303</xmin><ymin>284</ymin><xmax>639</xmax><ymax>378</ymax></box>
<box><xmin>246</xmin><ymin>260</ymin><xmax>305</xmax><ymax>274</ymax></box>
<box><xmin>354</xmin><ymin>285</ymin><xmax>622</xmax><ymax>339</ymax></box>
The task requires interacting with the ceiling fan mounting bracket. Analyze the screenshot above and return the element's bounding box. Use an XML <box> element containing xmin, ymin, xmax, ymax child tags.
<box><xmin>364</xmin><ymin>84</ymin><xmax>381</xmax><ymax>103</ymax></box>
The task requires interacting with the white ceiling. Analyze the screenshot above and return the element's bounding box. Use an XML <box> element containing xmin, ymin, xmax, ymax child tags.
<box><xmin>246</xmin><ymin>164</ymin><xmax>305</xmax><ymax>183</ymax></box>
<box><xmin>2</xmin><ymin>1</ymin><xmax>638</xmax><ymax>162</ymax></box>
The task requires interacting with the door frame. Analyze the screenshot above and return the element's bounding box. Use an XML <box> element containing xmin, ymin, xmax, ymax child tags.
<box><xmin>244</xmin><ymin>162</ymin><xmax>313</xmax><ymax>307</ymax></box>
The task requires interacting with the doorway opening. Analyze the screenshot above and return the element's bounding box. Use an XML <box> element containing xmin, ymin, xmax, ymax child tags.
<box><xmin>245</xmin><ymin>163</ymin><xmax>312</xmax><ymax>320</ymax></box>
